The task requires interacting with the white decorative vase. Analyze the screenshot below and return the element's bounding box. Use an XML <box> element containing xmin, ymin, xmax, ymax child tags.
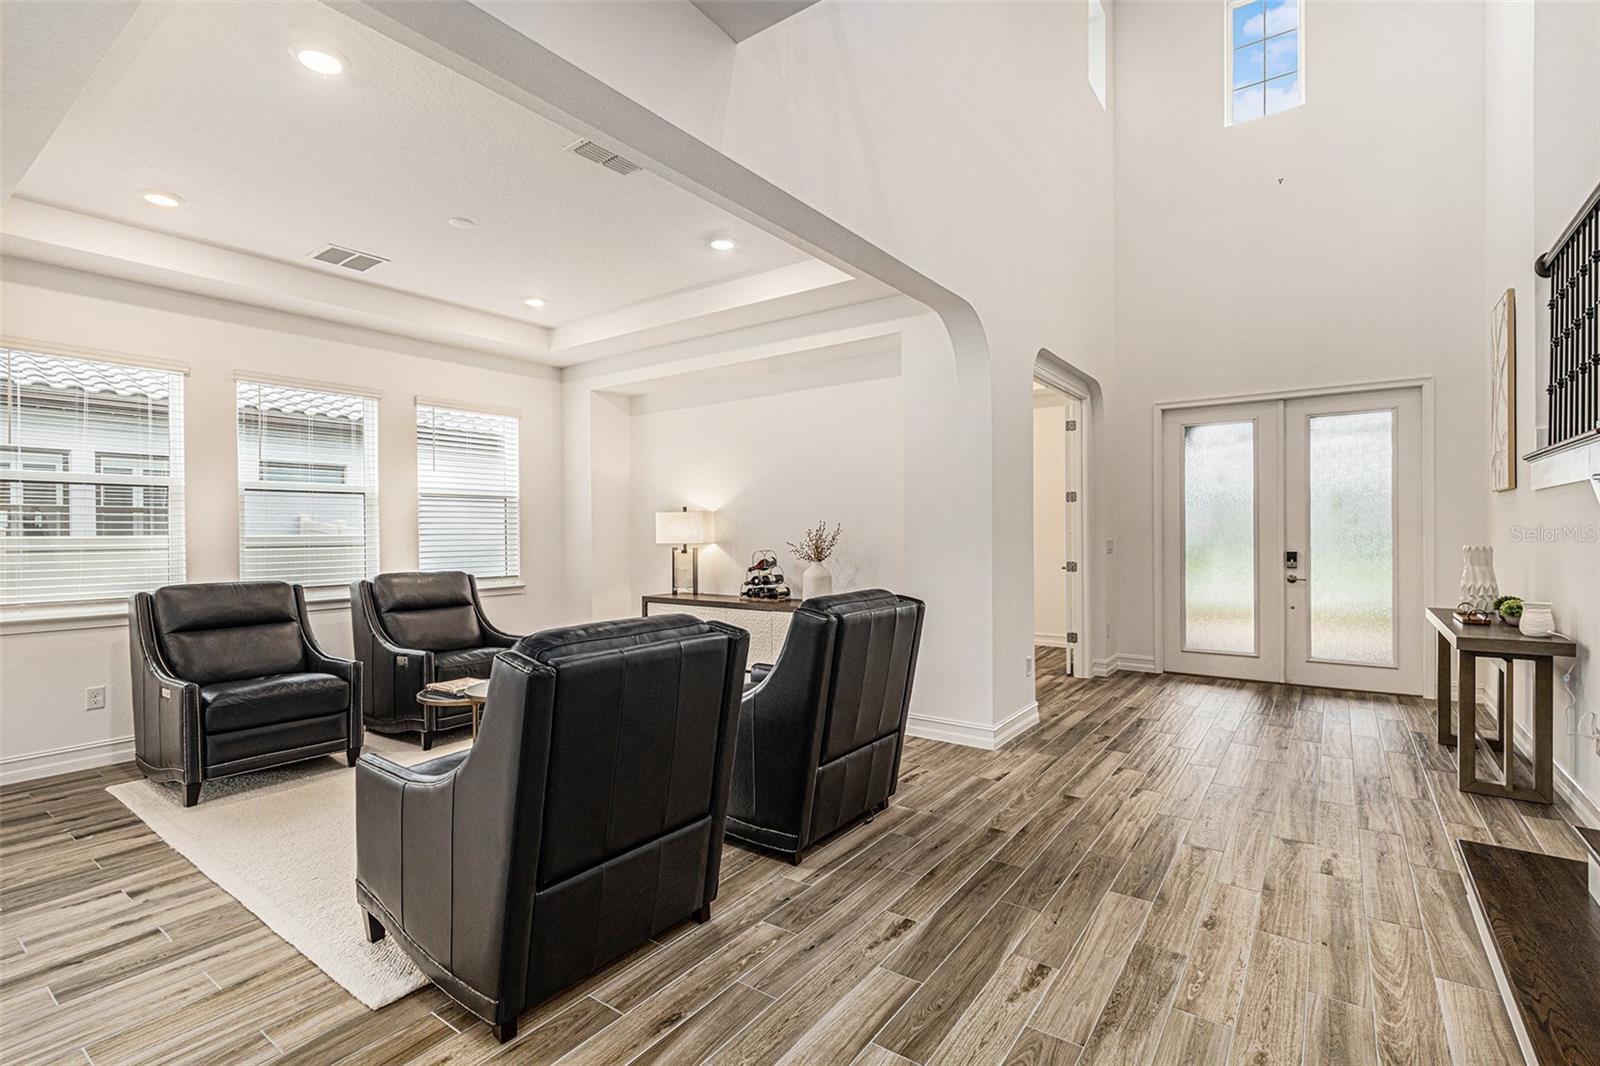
<box><xmin>802</xmin><ymin>561</ymin><xmax>833</xmax><ymax>600</ymax></box>
<box><xmin>1458</xmin><ymin>545</ymin><xmax>1498</xmax><ymax>611</ymax></box>
<box><xmin>1519</xmin><ymin>602</ymin><xmax>1555</xmax><ymax>638</ymax></box>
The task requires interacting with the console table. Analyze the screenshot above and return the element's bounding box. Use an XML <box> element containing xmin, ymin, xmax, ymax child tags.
<box><xmin>1426</xmin><ymin>606</ymin><xmax>1578</xmax><ymax>804</ymax></box>
<box><xmin>642</xmin><ymin>592</ymin><xmax>800</xmax><ymax>666</ymax></box>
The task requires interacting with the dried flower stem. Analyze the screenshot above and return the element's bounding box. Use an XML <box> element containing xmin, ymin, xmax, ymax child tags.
<box><xmin>788</xmin><ymin>520</ymin><xmax>843</xmax><ymax>564</ymax></box>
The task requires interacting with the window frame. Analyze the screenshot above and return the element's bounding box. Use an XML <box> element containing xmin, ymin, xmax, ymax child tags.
<box><xmin>415</xmin><ymin>400</ymin><xmax>521</xmax><ymax>583</ymax></box>
<box><xmin>235</xmin><ymin>376</ymin><xmax>380</xmax><ymax>590</ymax></box>
<box><xmin>1</xmin><ymin>345</ymin><xmax>186</xmax><ymax>607</ymax></box>
<box><xmin>1223</xmin><ymin>0</ymin><xmax>1305</xmax><ymax>127</ymax></box>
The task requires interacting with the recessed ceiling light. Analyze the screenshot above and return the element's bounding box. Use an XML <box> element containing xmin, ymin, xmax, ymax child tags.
<box><xmin>294</xmin><ymin>47</ymin><xmax>346</xmax><ymax>76</ymax></box>
<box><xmin>523</xmin><ymin>297</ymin><xmax>547</xmax><ymax>309</ymax></box>
<box><xmin>708</xmin><ymin>238</ymin><xmax>736</xmax><ymax>252</ymax></box>
<box><xmin>448</xmin><ymin>217</ymin><xmax>476</xmax><ymax>230</ymax></box>
<box><xmin>140</xmin><ymin>190</ymin><xmax>184</xmax><ymax>208</ymax></box>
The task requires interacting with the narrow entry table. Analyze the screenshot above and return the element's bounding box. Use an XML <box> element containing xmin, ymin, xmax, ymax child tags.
<box><xmin>1426</xmin><ymin>606</ymin><xmax>1577</xmax><ymax>804</ymax></box>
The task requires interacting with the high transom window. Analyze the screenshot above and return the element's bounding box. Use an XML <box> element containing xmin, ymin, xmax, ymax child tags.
<box><xmin>1</xmin><ymin>346</ymin><xmax>186</xmax><ymax>605</ymax></box>
<box><xmin>1227</xmin><ymin>0</ymin><xmax>1302</xmax><ymax>125</ymax></box>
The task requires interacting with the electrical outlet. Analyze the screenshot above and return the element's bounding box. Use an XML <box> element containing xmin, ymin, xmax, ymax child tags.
<box><xmin>1105</xmin><ymin>539</ymin><xmax>1115</xmax><ymax>555</ymax></box>
<box><xmin>1025</xmin><ymin>656</ymin><xmax>1034</xmax><ymax>677</ymax></box>
<box><xmin>86</xmin><ymin>685</ymin><xmax>107</xmax><ymax>711</ymax></box>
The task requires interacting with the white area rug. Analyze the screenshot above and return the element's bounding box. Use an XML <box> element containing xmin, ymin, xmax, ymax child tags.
<box><xmin>107</xmin><ymin>732</ymin><xmax>472</xmax><ymax>1009</ymax></box>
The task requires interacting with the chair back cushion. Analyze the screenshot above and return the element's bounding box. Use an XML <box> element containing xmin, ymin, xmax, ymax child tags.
<box><xmin>811</xmin><ymin>590</ymin><xmax>923</xmax><ymax>763</ymax></box>
<box><xmin>515</xmin><ymin>616</ymin><xmax>744</xmax><ymax>889</ymax></box>
<box><xmin>152</xmin><ymin>582</ymin><xmax>306</xmax><ymax>686</ymax></box>
<box><xmin>372</xmin><ymin>571</ymin><xmax>483</xmax><ymax>652</ymax></box>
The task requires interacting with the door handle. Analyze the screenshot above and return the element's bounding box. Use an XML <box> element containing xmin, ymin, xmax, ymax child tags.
<box><xmin>1286</xmin><ymin>573</ymin><xmax>1307</xmax><ymax>584</ymax></box>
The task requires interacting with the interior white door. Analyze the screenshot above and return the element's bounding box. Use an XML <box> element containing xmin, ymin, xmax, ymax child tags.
<box><xmin>1161</xmin><ymin>403</ymin><xmax>1285</xmax><ymax>682</ymax></box>
<box><xmin>1282</xmin><ymin>389</ymin><xmax>1422</xmax><ymax>694</ymax></box>
<box><xmin>1162</xmin><ymin>388</ymin><xmax>1423</xmax><ymax>694</ymax></box>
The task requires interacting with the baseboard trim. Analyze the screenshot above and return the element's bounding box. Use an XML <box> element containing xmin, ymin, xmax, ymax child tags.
<box><xmin>1034</xmin><ymin>633</ymin><xmax>1069</xmax><ymax>649</ymax></box>
<box><xmin>1</xmin><ymin>734</ymin><xmax>134</xmax><ymax>786</ymax></box>
<box><xmin>1091</xmin><ymin>654</ymin><xmax>1160</xmax><ymax>678</ymax></box>
<box><xmin>908</xmin><ymin>701</ymin><xmax>1040</xmax><ymax>751</ymax></box>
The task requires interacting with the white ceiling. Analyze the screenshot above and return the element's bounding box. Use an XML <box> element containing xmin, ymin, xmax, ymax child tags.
<box><xmin>691</xmin><ymin>1</ymin><xmax>820</xmax><ymax>43</ymax></box>
<box><xmin>12</xmin><ymin>1</ymin><xmax>813</xmax><ymax>332</ymax></box>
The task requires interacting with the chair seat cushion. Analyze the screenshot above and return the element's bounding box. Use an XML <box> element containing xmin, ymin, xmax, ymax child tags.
<box><xmin>433</xmin><ymin>646</ymin><xmax>499</xmax><ymax>681</ymax></box>
<box><xmin>201</xmin><ymin>672</ymin><xmax>348</xmax><ymax>733</ymax></box>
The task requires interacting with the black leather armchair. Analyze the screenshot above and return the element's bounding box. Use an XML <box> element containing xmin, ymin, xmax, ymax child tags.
<box><xmin>355</xmin><ymin>615</ymin><xmax>748</xmax><ymax>1042</ymax></box>
<box><xmin>129</xmin><ymin>581</ymin><xmax>361</xmax><ymax>806</ymax></box>
<box><xmin>726</xmin><ymin>589</ymin><xmax>925</xmax><ymax>863</ymax></box>
<box><xmin>350</xmin><ymin>571</ymin><xmax>520</xmax><ymax>749</ymax></box>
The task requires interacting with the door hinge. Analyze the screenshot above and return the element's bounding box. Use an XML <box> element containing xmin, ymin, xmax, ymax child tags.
<box><xmin>1065</xmin><ymin>490</ymin><xmax>1078</xmax><ymax>503</ymax></box>
<box><xmin>1066</xmin><ymin>632</ymin><xmax>1079</xmax><ymax>644</ymax></box>
<box><xmin>1065</xmin><ymin>419</ymin><xmax>1078</xmax><ymax>431</ymax></box>
<box><xmin>1064</xmin><ymin>560</ymin><xmax>1079</xmax><ymax>572</ymax></box>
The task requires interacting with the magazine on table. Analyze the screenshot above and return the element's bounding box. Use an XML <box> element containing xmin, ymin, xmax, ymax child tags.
<box><xmin>422</xmin><ymin>677</ymin><xmax>490</xmax><ymax>700</ymax></box>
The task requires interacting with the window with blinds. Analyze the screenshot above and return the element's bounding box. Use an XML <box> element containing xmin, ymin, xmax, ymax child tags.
<box><xmin>1</xmin><ymin>347</ymin><xmax>186</xmax><ymax>606</ymax></box>
<box><xmin>416</xmin><ymin>403</ymin><xmax>519</xmax><ymax>580</ymax></box>
<box><xmin>236</xmin><ymin>379</ymin><xmax>378</xmax><ymax>588</ymax></box>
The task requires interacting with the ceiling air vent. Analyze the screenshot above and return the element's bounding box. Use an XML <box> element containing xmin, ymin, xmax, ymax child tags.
<box><xmin>566</xmin><ymin>139</ymin><xmax>641</xmax><ymax>176</ymax></box>
<box><xmin>308</xmin><ymin>245</ymin><xmax>390</xmax><ymax>272</ymax></box>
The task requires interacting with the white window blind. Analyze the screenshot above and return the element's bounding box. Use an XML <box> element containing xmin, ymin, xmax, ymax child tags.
<box><xmin>1</xmin><ymin>347</ymin><xmax>186</xmax><ymax>606</ymax></box>
<box><xmin>237</xmin><ymin>379</ymin><xmax>378</xmax><ymax>587</ymax></box>
<box><xmin>416</xmin><ymin>403</ymin><xmax>519</xmax><ymax>580</ymax></box>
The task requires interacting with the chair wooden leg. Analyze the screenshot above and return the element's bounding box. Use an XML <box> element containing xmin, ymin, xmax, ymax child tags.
<box><xmin>492</xmin><ymin>1018</ymin><xmax>518</xmax><ymax>1043</ymax></box>
<box><xmin>363</xmin><ymin>911</ymin><xmax>385</xmax><ymax>943</ymax></box>
<box><xmin>183</xmin><ymin>782</ymin><xmax>201</xmax><ymax>807</ymax></box>
<box><xmin>694</xmin><ymin>902</ymin><xmax>712</xmax><ymax>923</ymax></box>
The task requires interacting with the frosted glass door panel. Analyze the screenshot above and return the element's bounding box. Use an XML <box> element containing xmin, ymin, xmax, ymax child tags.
<box><xmin>1307</xmin><ymin>411</ymin><xmax>1395</xmax><ymax>665</ymax></box>
<box><xmin>1183</xmin><ymin>421</ymin><xmax>1256</xmax><ymax>655</ymax></box>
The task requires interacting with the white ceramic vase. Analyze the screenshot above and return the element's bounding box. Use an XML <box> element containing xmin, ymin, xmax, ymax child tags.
<box><xmin>802</xmin><ymin>561</ymin><xmax>833</xmax><ymax>600</ymax></box>
<box><xmin>1458</xmin><ymin>545</ymin><xmax>1498</xmax><ymax>611</ymax></box>
<box><xmin>1518</xmin><ymin>601</ymin><xmax>1555</xmax><ymax>638</ymax></box>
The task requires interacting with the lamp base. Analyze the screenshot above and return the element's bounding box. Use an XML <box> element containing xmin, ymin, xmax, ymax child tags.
<box><xmin>670</xmin><ymin>547</ymin><xmax>700</xmax><ymax>595</ymax></box>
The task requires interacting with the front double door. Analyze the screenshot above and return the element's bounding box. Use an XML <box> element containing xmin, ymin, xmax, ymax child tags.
<box><xmin>1161</xmin><ymin>388</ymin><xmax>1423</xmax><ymax>694</ymax></box>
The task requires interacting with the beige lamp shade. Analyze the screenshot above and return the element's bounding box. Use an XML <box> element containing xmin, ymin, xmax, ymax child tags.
<box><xmin>655</xmin><ymin>509</ymin><xmax>716</xmax><ymax>546</ymax></box>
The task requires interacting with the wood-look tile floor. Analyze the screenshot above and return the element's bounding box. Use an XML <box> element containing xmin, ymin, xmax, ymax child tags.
<box><xmin>2</xmin><ymin>648</ymin><xmax>1588</xmax><ymax>1065</ymax></box>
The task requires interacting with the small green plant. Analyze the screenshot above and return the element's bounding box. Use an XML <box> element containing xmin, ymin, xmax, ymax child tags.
<box><xmin>1494</xmin><ymin>595</ymin><xmax>1523</xmax><ymax>619</ymax></box>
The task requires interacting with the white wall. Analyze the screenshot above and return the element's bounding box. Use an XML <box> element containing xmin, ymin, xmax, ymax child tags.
<box><xmin>0</xmin><ymin>260</ymin><xmax>564</xmax><ymax>782</ymax></box>
<box><xmin>626</xmin><ymin>374</ymin><xmax>904</xmax><ymax>604</ymax></box>
<box><xmin>1483</xmin><ymin>0</ymin><xmax>1600</xmax><ymax>819</ymax></box>
<box><xmin>1109</xmin><ymin>0</ymin><xmax>1489</xmax><ymax>683</ymax></box>
<box><xmin>1033</xmin><ymin>402</ymin><xmax>1068</xmax><ymax>644</ymax></box>
<box><xmin>470</xmin><ymin>0</ymin><xmax>1118</xmax><ymax>742</ymax></box>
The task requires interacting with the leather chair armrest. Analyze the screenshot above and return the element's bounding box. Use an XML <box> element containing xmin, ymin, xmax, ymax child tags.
<box><xmin>358</xmin><ymin>749</ymin><xmax>468</xmax><ymax>786</ymax></box>
<box><xmin>469</xmin><ymin>578</ymin><xmax>520</xmax><ymax>648</ymax></box>
<box><xmin>294</xmin><ymin>585</ymin><xmax>362</xmax><ymax>747</ymax></box>
<box><xmin>356</xmin><ymin>749</ymin><xmax>462</xmax><ymax>932</ymax></box>
<box><xmin>130</xmin><ymin>592</ymin><xmax>204</xmax><ymax>783</ymax></box>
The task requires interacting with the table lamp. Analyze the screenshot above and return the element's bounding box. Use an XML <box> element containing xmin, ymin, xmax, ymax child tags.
<box><xmin>655</xmin><ymin>507</ymin><xmax>716</xmax><ymax>595</ymax></box>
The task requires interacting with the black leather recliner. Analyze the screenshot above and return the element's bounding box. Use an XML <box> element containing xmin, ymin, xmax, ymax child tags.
<box><xmin>726</xmin><ymin>589</ymin><xmax>925</xmax><ymax>863</ymax></box>
<box><xmin>350</xmin><ymin>571</ymin><xmax>521</xmax><ymax>749</ymax></box>
<box><xmin>354</xmin><ymin>615</ymin><xmax>748</xmax><ymax>1042</ymax></box>
<box><xmin>129</xmin><ymin>581</ymin><xmax>362</xmax><ymax>806</ymax></box>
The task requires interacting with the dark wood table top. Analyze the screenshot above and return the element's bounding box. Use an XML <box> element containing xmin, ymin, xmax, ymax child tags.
<box><xmin>1425</xmin><ymin>606</ymin><xmax>1578</xmax><ymax>658</ymax></box>
<box><xmin>642</xmin><ymin>591</ymin><xmax>800</xmax><ymax>613</ymax></box>
<box><xmin>1459</xmin><ymin>839</ymin><xmax>1600</xmax><ymax>1065</ymax></box>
